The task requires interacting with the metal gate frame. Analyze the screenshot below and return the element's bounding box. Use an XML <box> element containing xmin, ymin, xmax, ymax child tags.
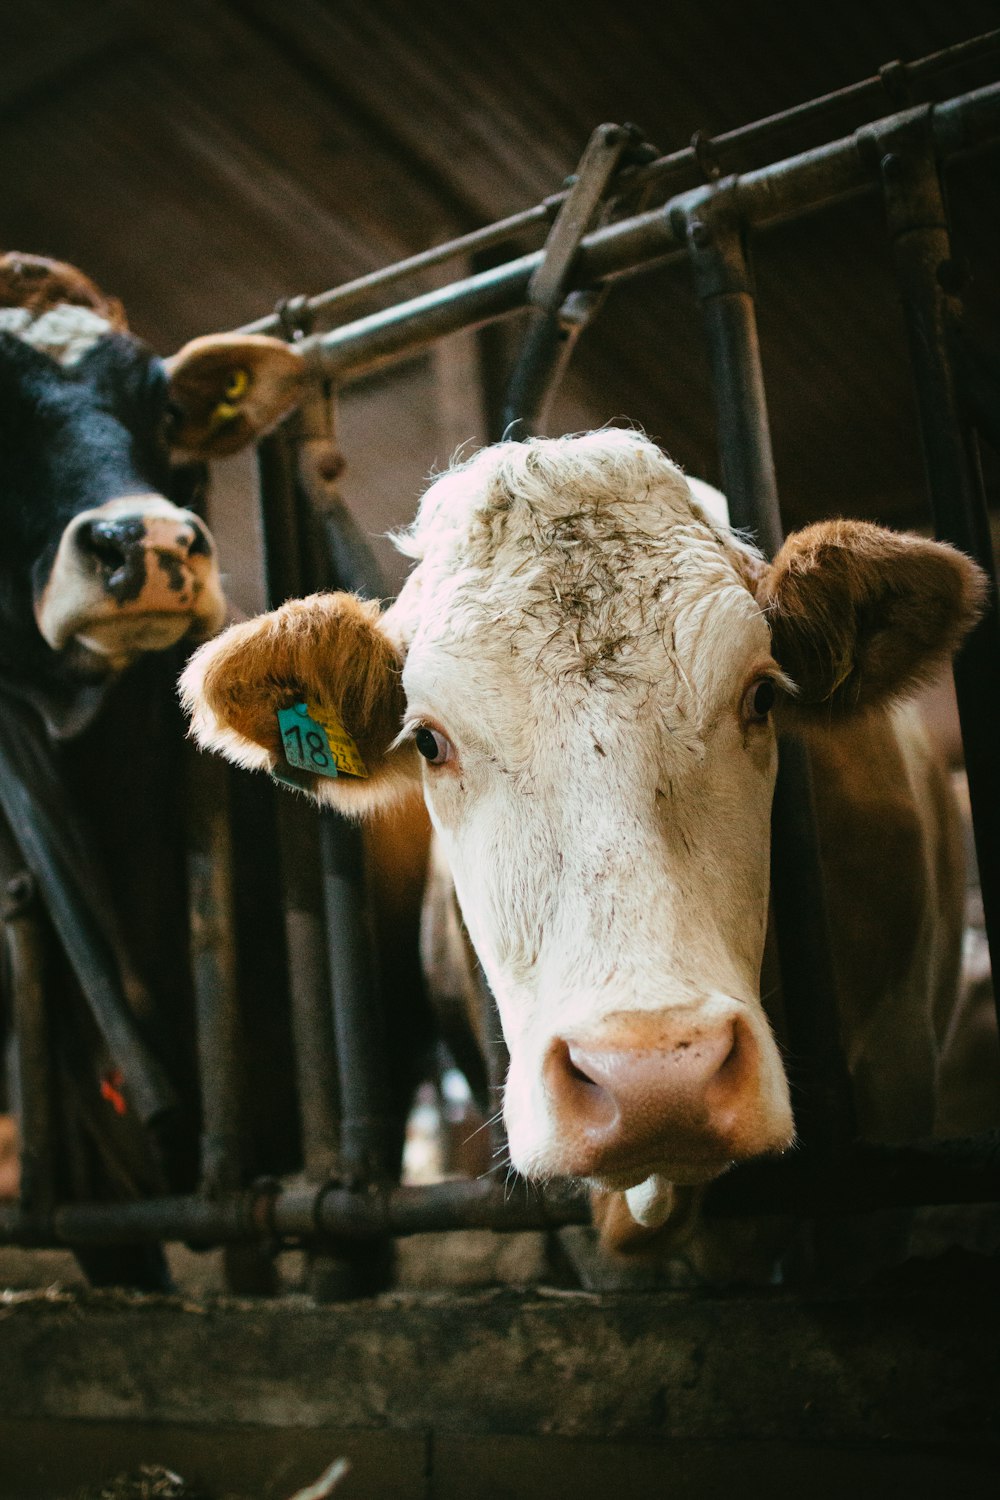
<box><xmin>2</xmin><ymin>37</ymin><xmax>1000</xmax><ymax>1264</ymax></box>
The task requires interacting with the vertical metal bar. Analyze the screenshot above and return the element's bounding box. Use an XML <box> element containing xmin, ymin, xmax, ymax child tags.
<box><xmin>277</xmin><ymin>805</ymin><xmax>342</xmax><ymax>1183</ymax></box>
<box><xmin>257</xmin><ymin>428</ymin><xmax>342</xmax><ymax>1182</ymax></box>
<box><xmin>871</xmin><ymin>112</ymin><xmax>1000</xmax><ymax>1031</ymax></box>
<box><xmin>257</xmin><ymin>427</ymin><xmax>306</xmax><ymax>606</ymax></box>
<box><xmin>2</xmin><ymin>870</ymin><xmax>54</xmax><ymax>1215</ymax></box>
<box><xmin>683</xmin><ymin>180</ymin><xmax>855</xmax><ymax>1154</ymax></box>
<box><xmin>501</xmin><ymin>123</ymin><xmax>641</xmax><ymax>437</ymax></box>
<box><xmin>502</xmin><ymin>288</ymin><xmax>608</xmax><ymax>438</ymax></box>
<box><xmin>292</xmin><ymin>391</ymin><xmax>403</xmax><ymax>1185</ymax></box>
<box><xmin>320</xmin><ymin>822</ymin><xmax>398</xmax><ymax>1181</ymax></box>
<box><xmin>185</xmin><ymin>749</ymin><xmax>243</xmax><ymax>1194</ymax></box>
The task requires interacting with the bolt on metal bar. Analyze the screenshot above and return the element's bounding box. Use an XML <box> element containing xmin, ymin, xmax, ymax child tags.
<box><xmin>869</xmin><ymin>112</ymin><xmax>1000</xmax><ymax>1037</ymax></box>
<box><xmin>681</xmin><ymin>179</ymin><xmax>856</xmax><ymax>1157</ymax></box>
<box><xmin>297</xmin><ymin>82</ymin><xmax>1000</xmax><ymax>388</ymax></box>
<box><xmin>235</xmin><ymin>33</ymin><xmax>999</xmax><ymax>342</ymax></box>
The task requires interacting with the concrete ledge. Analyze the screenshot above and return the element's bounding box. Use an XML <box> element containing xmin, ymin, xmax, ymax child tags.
<box><xmin>1</xmin><ymin>1272</ymin><xmax>997</xmax><ymax>1449</ymax></box>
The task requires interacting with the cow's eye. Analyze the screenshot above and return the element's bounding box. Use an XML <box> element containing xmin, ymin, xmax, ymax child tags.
<box><xmin>742</xmin><ymin>676</ymin><xmax>777</xmax><ymax>725</ymax></box>
<box><xmin>414</xmin><ymin>725</ymin><xmax>454</xmax><ymax>765</ymax></box>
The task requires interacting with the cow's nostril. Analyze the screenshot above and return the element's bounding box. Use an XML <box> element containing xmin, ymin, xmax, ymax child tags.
<box><xmin>185</xmin><ymin>524</ymin><xmax>212</xmax><ymax>559</ymax></box>
<box><xmin>546</xmin><ymin>1039</ymin><xmax>619</xmax><ymax>1134</ymax></box>
<box><xmin>77</xmin><ymin>520</ymin><xmax>130</xmax><ymax>572</ymax></box>
<box><xmin>565</xmin><ymin>1051</ymin><xmax>600</xmax><ymax>1089</ymax></box>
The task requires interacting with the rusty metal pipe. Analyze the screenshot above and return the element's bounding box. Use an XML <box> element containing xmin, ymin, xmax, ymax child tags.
<box><xmin>299</xmin><ymin>83</ymin><xmax>1000</xmax><ymax>386</ymax></box>
<box><xmin>1</xmin><ymin>1134</ymin><xmax>997</xmax><ymax>1248</ymax></box>
<box><xmin>236</xmin><ymin>33</ymin><xmax>999</xmax><ymax>341</ymax></box>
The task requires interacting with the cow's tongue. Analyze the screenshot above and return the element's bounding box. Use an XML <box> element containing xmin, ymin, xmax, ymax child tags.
<box><xmin>624</xmin><ymin>1173</ymin><xmax>674</xmax><ymax>1228</ymax></box>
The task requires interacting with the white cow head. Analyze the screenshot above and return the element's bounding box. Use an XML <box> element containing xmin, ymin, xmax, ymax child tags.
<box><xmin>181</xmin><ymin>432</ymin><xmax>984</xmax><ymax>1212</ymax></box>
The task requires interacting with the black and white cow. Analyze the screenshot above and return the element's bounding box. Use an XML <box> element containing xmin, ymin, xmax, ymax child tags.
<box><xmin>0</xmin><ymin>252</ymin><xmax>304</xmax><ymax>734</ymax></box>
<box><xmin>0</xmin><ymin>253</ymin><xmax>308</xmax><ymax>1283</ymax></box>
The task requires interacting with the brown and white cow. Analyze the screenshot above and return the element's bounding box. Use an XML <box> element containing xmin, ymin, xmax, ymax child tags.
<box><xmin>180</xmin><ymin>430</ymin><xmax>985</xmax><ymax>1246</ymax></box>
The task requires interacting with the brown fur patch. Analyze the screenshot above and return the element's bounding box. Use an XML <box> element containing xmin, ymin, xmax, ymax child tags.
<box><xmin>164</xmin><ymin>333</ymin><xmax>304</xmax><ymax>456</ymax></box>
<box><xmin>0</xmin><ymin>251</ymin><xmax>127</xmax><ymax>328</ymax></box>
<box><xmin>0</xmin><ymin>1114</ymin><xmax>18</xmax><ymax>1201</ymax></box>
<box><xmin>189</xmin><ymin>591</ymin><xmax>414</xmax><ymax>795</ymax></box>
<box><xmin>758</xmin><ymin>521</ymin><xmax>987</xmax><ymax>718</ymax></box>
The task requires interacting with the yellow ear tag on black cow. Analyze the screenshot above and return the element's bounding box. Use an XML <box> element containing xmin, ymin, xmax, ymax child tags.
<box><xmin>209</xmin><ymin>367</ymin><xmax>250</xmax><ymax>429</ymax></box>
<box><xmin>275</xmin><ymin>700</ymin><xmax>369</xmax><ymax>788</ymax></box>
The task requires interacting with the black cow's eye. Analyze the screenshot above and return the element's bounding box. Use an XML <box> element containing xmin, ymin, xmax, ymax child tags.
<box><xmin>742</xmin><ymin>676</ymin><xmax>777</xmax><ymax>725</ymax></box>
<box><xmin>414</xmin><ymin>725</ymin><xmax>454</xmax><ymax>765</ymax></box>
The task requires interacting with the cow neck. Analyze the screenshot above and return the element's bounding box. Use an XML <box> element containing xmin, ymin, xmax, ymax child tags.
<box><xmin>0</xmin><ymin>667</ymin><xmax>118</xmax><ymax>741</ymax></box>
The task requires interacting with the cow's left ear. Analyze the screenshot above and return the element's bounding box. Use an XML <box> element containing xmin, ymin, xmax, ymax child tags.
<box><xmin>758</xmin><ymin>520</ymin><xmax>988</xmax><ymax>718</ymax></box>
<box><xmin>164</xmin><ymin>333</ymin><xmax>304</xmax><ymax>457</ymax></box>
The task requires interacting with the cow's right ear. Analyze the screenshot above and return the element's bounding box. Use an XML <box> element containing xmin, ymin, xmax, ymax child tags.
<box><xmin>179</xmin><ymin>592</ymin><xmax>420</xmax><ymax>815</ymax></box>
<box><xmin>164</xmin><ymin>333</ymin><xmax>304</xmax><ymax>458</ymax></box>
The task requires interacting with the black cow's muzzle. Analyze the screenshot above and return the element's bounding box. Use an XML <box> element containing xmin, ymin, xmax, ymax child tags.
<box><xmin>35</xmin><ymin>493</ymin><xmax>227</xmax><ymax>668</ymax></box>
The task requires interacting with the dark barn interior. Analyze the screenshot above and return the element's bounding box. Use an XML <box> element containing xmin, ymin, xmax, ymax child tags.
<box><xmin>1</xmin><ymin>2</ymin><xmax>999</xmax><ymax>1497</ymax></box>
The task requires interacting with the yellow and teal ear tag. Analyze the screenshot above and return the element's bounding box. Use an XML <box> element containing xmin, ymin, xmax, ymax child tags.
<box><xmin>274</xmin><ymin>700</ymin><xmax>368</xmax><ymax>790</ymax></box>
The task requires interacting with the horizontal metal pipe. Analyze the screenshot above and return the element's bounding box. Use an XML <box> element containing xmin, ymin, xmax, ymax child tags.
<box><xmin>0</xmin><ymin>1134</ymin><xmax>996</xmax><ymax>1248</ymax></box>
<box><xmin>238</xmin><ymin>203</ymin><xmax>553</xmax><ymax>336</ymax></box>
<box><xmin>707</xmin><ymin>1133</ymin><xmax>1000</xmax><ymax>1217</ymax></box>
<box><xmin>300</xmin><ymin>83</ymin><xmax>1000</xmax><ymax>386</ymax></box>
<box><xmin>0</xmin><ymin>1179</ymin><xmax>589</xmax><ymax>1247</ymax></box>
<box><xmin>235</xmin><ymin>32</ymin><xmax>998</xmax><ymax>340</ymax></box>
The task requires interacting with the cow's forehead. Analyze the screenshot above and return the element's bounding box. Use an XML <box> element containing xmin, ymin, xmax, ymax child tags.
<box><xmin>396</xmin><ymin>435</ymin><xmax>769</xmax><ymax>753</ymax></box>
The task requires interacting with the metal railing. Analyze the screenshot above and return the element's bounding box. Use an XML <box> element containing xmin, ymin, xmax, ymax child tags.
<box><xmin>2</xmin><ymin>41</ymin><xmax>1000</xmax><ymax>1283</ymax></box>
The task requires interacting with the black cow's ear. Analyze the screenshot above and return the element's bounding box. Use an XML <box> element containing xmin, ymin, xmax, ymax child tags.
<box><xmin>758</xmin><ymin>520</ymin><xmax>987</xmax><ymax>719</ymax></box>
<box><xmin>164</xmin><ymin>333</ymin><xmax>304</xmax><ymax>457</ymax></box>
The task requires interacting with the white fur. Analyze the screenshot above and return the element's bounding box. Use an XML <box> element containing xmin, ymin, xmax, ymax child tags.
<box><xmin>385</xmin><ymin>431</ymin><xmax>793</xmax><ymax>1187</ymax></box>
<box><xmin>0</xmin><ymin>303</ymin><xmax>111</xmax><ymax>365</ymax></box>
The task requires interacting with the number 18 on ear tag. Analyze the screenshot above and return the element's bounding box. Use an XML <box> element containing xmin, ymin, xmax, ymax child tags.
<box><xmin>276</xmin><ymin>700</ymin><xmax>369</xmax><ymax>781</ymax></box>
